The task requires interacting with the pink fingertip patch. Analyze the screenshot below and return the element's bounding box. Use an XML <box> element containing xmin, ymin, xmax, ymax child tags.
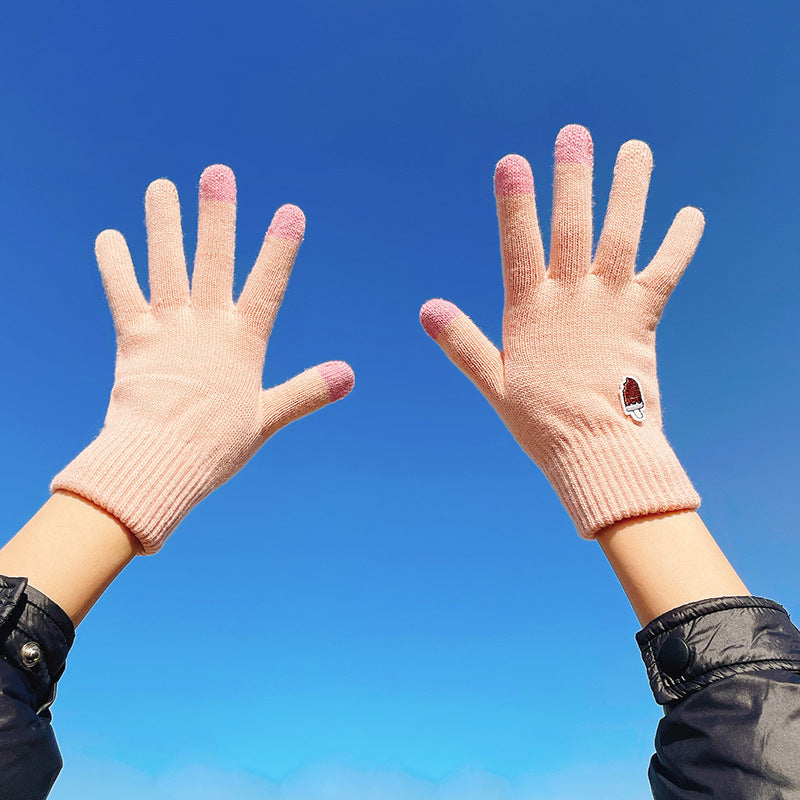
<box><xmin>419</xmin><ymin>299</ymin><xmax>463</xmax><ymax>340</ymax></box>
<box><xmin>267</xmin><ymin>204</ymin><xmax>305</xmax><ymax>243</ymax></box>
<box><xmin>494</xmin><ymin>154</ymin><xmax>534</xmax><ymax>196</ymax></box>
<box><xmin>319</xmin><ymin>361</ymin><xmax>355</xmax><ymax>402</ymax></box>
<box><xmin>555</xmin><ymin>124</ymin><xmax>594</xmax><ymax>167</ymax></box>
<box><xmin>199</xmin><ymin>164</ymin><xmax>236</xmax><ymax>203</ymax></box>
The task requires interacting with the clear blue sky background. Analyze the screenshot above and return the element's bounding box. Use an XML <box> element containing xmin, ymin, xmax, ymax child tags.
<box><xmin>1</xmin><ymin>2</ymin><xmax>798</xmax><ymax>798</ymax></box>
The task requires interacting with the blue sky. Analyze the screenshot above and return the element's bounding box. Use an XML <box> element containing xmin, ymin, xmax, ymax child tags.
<box><xmin>1</xmin><ymin>2</ymin><xmax>799</xmax><ymax>798</ymax></box>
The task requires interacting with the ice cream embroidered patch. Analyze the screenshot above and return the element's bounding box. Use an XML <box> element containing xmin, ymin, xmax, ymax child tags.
<box><xmin>620</xmin><ymin>376</ymin><xmax>645</xmax><ymax>422</ymax></box>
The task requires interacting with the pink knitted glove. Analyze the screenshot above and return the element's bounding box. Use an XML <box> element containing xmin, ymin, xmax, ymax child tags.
<box><xmin>420</xmin><ymin>125</ymin><xmax>704</xmax><ymax>539</ymax></box>
<box><xmin>51</xmin><ymin>165</ymin><xmax>354</xmax><ymax>554</ymax></box>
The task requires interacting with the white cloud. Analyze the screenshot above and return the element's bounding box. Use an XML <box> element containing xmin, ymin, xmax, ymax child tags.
<box><xmin>50</xmin><ymin>754</ymin><xmax>652</xmax><ymax>800</ymax></box>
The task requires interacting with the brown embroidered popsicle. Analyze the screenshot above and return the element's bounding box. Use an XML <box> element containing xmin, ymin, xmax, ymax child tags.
<box><xmin>620</xmin><ymin>376</ymin><xmax>645</xmax><ymax>421</ymax></box>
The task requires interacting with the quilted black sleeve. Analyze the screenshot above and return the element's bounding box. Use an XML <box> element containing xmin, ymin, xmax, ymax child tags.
<box><xmin>0</xmin><ymin>574</ymin><xmax>75</xmax><ymax>800</ymax></box>
<box><xmin>636</xmin><ymin>595</ymin><xmax>800</xmax><ymax>799</ymax></box>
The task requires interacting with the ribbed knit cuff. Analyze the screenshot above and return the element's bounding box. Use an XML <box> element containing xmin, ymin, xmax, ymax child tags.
<box><xmin>50</xmin><ymin>421</ymin><xmax>222</xmax><ymax>554</ymax></box>
<box><xmin>540</xmin><ymin>419</ymin><xmax>700</xmax><ymax>539</ymax></box>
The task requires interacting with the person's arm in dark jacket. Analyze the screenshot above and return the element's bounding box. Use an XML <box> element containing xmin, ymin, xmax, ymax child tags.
<box><xmin>0</xmin><ymin>575</ymin><xmax>75</xmax><ymax>800</ymax></box>
<box><xmin>0</xmin><ymin>490</ymin><xmax>135</xmax><ymax>799</ymax></box>
<box><xmin>637</xmin><ymin>594</ymin><xmax>800</xmax><ymax>799</ymax></box>
<box><xmin>598</xmin><ymin>511</ymin><xmax>800</xmax><ymax>798</ymax></box>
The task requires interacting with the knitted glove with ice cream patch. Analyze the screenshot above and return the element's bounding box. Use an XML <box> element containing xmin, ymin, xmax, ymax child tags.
<box><xmin>421</xmin><ymin>125</ymin><xmax>703</xmax><ymax>539</ymax></box>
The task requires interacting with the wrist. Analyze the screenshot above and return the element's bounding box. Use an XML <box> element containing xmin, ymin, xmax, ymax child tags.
<box><xmin>596</xmin><ymin>510</ymin><xmax>750</xmax><ymax>626</ymax></box>
<box><xmin>0</xmin><ymin>490</ymin><xmax>140</xmax><ymax>627</ymax></box>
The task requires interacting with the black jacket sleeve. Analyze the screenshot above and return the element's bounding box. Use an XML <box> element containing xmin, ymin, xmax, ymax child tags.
<box><xmin>637</xmin><ymin>595</ymin><xmax>800</xmax><ymax>799</ymax></box>
<box><xmin>0</xmin><ymin>575</ymin><xmax>75</xmax><ymax>800</ymax></box>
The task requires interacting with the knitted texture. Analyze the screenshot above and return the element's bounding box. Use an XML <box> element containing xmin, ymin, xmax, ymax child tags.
<box><xmin>420</xmin><ymin>125</ymin><xmax>704</xmax><ymax>539</ymax></box>
<box><xmin>51</xmin><ymin>165</ymin><xmax>354</xmax><ymax>554</ymax></box>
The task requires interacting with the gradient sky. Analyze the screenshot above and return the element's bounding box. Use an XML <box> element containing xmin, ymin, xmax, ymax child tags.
<box><xmin>1</xmin><ymin>2</ymin><xmax>799</xmax><ymax>798</ymax></box>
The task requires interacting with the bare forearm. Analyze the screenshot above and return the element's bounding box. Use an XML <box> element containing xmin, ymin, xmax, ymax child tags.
<box><xmin>596</xmin><ymin>509</ymin><xmax>750</xmax><ymax>627</ymax></box>
<box><xmin>0</xmin><ymin>490</ymin><xmax>140</xmax><ymax>627</ymax></box>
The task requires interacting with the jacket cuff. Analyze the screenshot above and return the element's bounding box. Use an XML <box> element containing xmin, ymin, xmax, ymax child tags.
<box><xmin>635</xmin><ymin>595</ymin><xmax>800</xmax><ymax>706</ymax></box>
<box><xmin>0</xmin><ymin>575</ymin><xmax>75</xmax><ymax>714</ymax></box>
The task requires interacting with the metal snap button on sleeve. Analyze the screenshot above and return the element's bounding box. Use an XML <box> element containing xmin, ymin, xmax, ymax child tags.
<box><xmin>656</xmin><ymin>636</ymin><xmax>692</xmax><ymax>678</ymax></box>
<box><xmin>20</xmin><ymin>641</ymin><xmax>42</xmax><ymax>667</ymax></box>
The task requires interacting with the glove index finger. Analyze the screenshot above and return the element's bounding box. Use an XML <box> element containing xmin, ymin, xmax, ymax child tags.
<box><xmin>237</xmin><ymin>204</ymin><xmax>305</xmax><ymax>342</ymax></box>
<box><xmin>494</xmin><ymin>154</ymin><xmax>546</xmax><ymax>314</ymax></box>
<box><xmin>550</xmin><ymin>124</ymin><xmax>594</xmax><ymax>283</ymax></box>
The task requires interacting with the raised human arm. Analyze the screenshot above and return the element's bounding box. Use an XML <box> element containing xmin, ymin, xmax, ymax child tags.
<box><xmin>419</xmin><ymin>124</ymin><xmax>800</xmax><ymax>798</ymax></box>
<box><xmin>0</xmin><ymin>163</ymin><xmax>355</xmax><ymax>800</ymax></box>
<box><xmin>0</xmin><ymin>163</ymin><xmax>354</xmax><ymax>630</ymax></box>
<box><xmin>420</xmin><ymin>124</ymin><xmax>748</xmax><ymax>623</ymax></box>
